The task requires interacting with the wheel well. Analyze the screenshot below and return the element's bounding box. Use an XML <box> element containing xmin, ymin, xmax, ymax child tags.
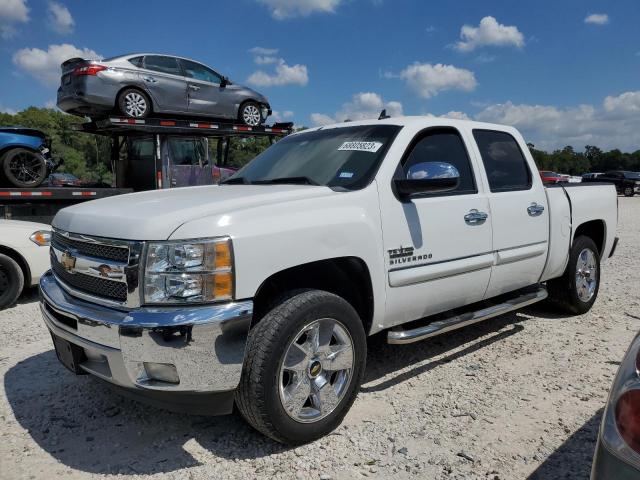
<box><xmin>574</xmin><ymin>220</ymin><xmax>605</xmax><ymax>254</ymax></box>
<box><xmin>115</xmin><ymin>86</ymin><xmax>153</xmax><ymax>112</ymax></box>
<box><xmin>0</xmin><ymin>145</ymin><xmax>38</xmax><ymax>159</ymax></box>
<box><xmin>0</xmin><ymin>246</ymin><xmax>31</xmax><ymax>286</ymax></box>
<box><xmin>252</xmin><ymin>257</ymin><xmax>374</xmax><ymax>333</ymax></box>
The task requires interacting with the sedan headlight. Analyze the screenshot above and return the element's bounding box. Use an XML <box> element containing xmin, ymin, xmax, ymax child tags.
<box><xmin>143</xmin><ymin>237</ymin><xmax>233</xmax><ymax>304</ymax></box>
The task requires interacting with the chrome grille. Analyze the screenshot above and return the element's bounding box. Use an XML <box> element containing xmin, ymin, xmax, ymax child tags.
<box><xmin>50</xmin><ymin>229</ymin><xmax>142</xmax><ymax>308</ymax></box>
<box><xmin>51</xmin><ymin>253</ymin><xmax>128</xmax><ymax>302</ymax></box>
<box><xmin>52</xmin><ymin>231</ymin><xmax>129</xmax><ymax>263</ymax></box>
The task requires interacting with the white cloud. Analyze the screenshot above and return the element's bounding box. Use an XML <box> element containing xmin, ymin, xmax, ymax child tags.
<box><xmin>271</xmin><ymin>110</ymin><xmax>294</xmax><ymax>122</ymax></box>
<box><xmin>257</xmin><ymin>0</ymin><xmax>342</xmax><ymax>19</ymax></box>
<box><xmin>247</xmin><ymin>60</ymin><xmax>308</xmax><ymax>87</ymax></box>
<box><xmin>254</xmin><ymin>55</ymin><xmax>280</xmax><ymax>65</ymax></box>
<box><xmin>13</xmin><ymin>43</ymin><xmax>101</xmax><ymax>86</ymax></box>
<box><xmin>249</xmin><ymin>46</ymin><xmax>279</xmax><ymax>56</ymax></box>
<box><xmin>0</xmin><ymin>105</ymin><xmax>18</xmax><ymax>115</ymax></box>
<box><xmin>441</xmin><ymin>111</ymin><xmax>470</xmax><ymax>120</ymax></box>
<box><xmin>475</xmin><ymin>92</ymin><xmax>640</xmax><ymax>151</ymax></box>
<box><xmin>310</xmin><ymin>92</ymin><xmax>403</xmax><ymax>126</ymax></box>
<box><xmin>455</xmin><ymin>16</ymin><xmax>525</xmax><ymax>52</ymax></box>
<box><xmin>48</xmin><ymin>2</ymin><xmax>74</xmax><ymax>34</ymax></box>
<box><xmin>0</xmin><ymin>0</ymin><xmax>29</xmax><ymax>39</ymax></box>
<box><xmin>398</xmin><ymin>62</ymin><xmax>477</xmax><ymax>99</ymax></box>
<box><xmin>585</xmin><ymin>13</ymin><xmax>609</xmax><ymax>25</ymax></box>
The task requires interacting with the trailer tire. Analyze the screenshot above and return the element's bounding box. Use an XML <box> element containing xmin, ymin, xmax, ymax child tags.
<box><xmin>118</xmin><ymin>88</ymin><xmax>151</xmax><ymax>118</ymax></box>
<box><xmin>547</xmin><ymin>235</ymin><xmax>601</xmax><ymax>315</ymax></box>
<box><xmin>236</xmin><ymin>289</ymin><xmax>366</xmax><ymax>445</ymax></box>
<box><xmin>623</xmin><ymin>186</ymin><xmax>634</xmax><ymax>197</ymax></box>
<box><xmin>0</xmin><ymin>254</ymin><xmax>24</xmax><ymax>310</ymax></box>
<box><xmin>0</xmin><ymin>148</ymin><xmax>48</xmax><ymax>188</ymax></box>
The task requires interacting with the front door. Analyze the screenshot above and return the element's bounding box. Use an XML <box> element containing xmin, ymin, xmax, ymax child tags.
<box><xmin>140</xmin><ymin>55</ymin><xmax>188</xmax><ymax>113</ymax></box>
<box><xmin>179</xmin><ymin>59</ymin><xmax>231</xmax><ymax>119</ymax></box>
<box><xmin>379</xmin><ymin>127</ymin><xmax>493</xmax><ymax>327</ymax></box>
<box><xmin>471</xmin><ymin>129</ymin><xmax>550</xmax><ymax>298</ymax></box>
<box><xmin>164</xmin><ymin>136</ymin><xmax>213</xmax><ymax>188</ymax></box>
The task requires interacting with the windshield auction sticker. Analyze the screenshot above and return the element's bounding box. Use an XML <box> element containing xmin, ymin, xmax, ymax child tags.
<box><xmin>338</xmin><ymin>141</ymin><xmax>383</xmax><ymax>153</ymax></box>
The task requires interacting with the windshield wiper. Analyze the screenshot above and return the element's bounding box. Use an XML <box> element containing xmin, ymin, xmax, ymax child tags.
<box><xmin>220</xmin><ymin>176</ymin><xmax>251</xmax><ymax>185</ymax></box>
<box><xmin>253</xmin><ymin>176</ymin><xmax>320</xmax><ymax>186</ymax></box>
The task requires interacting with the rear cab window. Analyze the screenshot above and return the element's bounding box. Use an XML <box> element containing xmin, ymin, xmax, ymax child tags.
<box><xmin>473</xmin><ymin>129</ymin><xmax>532</xmax><ymax>192</ymax></box>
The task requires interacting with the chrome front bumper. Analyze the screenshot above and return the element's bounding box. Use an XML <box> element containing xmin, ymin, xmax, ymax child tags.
<box><xmin>40</xmin><ymin>271</ymin><xmax>252</xmax><ymax>412</ymax></box>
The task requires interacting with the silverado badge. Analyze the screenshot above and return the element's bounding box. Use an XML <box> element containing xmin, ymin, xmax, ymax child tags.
<box><xmin>60</xmin><ymin>251</ymin><xmax>76</xmax><ymax>272</ymax></box>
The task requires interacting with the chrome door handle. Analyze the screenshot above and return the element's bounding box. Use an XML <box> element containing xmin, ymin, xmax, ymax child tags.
<box><xmin>464</xmin><ymin>209</ymin><xmax>488</xmax><ymax>225</ymax></box>
<box><xmin>142</xmin><ymin>76</ymin><xmax>157</xmax><ymax>83</ymax></box>
<box><xmin>527</xmin><ymin>202</ymin><xmax>545</xmax><ymax>216</ymax></box>
<box><xmin>189</xmin><ymin>84</ymin><xmax>200</xmax><ymax>91</ymax></box>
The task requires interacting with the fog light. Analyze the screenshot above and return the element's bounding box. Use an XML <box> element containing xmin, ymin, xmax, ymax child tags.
<box><xmin>143</xmin><ymin>362</ymin><xmax>180</xmax><ymax>384</ymax></box>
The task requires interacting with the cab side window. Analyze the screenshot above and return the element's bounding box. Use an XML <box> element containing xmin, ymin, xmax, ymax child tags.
<box><xmin>473</xmin><ymin>130</ymin><xmax>532</xmax><ymax>192</ymax></box>
<box><xmin>180</xmin><ymin>59</ymin><xmax>222</xmax><ymax>84</ymax></box>
<box><xmin>143</xmin><ymin>56</ymin><xmax>182</xmax><ymax>76</ymax></box>
<box><xmin>401</xmin><ymin>129</ymin><xmax>477</xmax><ymax>194</ymax></box>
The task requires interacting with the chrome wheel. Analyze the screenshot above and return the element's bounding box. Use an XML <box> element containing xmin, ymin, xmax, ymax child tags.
<box><xmin>242</xmin><ymin>104</ymin><xmax>261</xmax><ymax>126</ymax></box>
<box><xmin>124</xmin><ymin>92</ymin><xmax>147</xmax><ymax>117</ymax></box>
<box><xmin>278</xmin><ymin>318</ymin><xmax>354</xmax><ymax>423</ymax></box>
<box><xmin>575</xmin><ymin>248</ymin><xmax>598</xmax><ymax>302</ymax></box>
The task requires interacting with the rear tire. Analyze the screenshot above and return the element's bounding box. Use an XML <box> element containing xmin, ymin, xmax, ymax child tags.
<box><xmin>236</xmin><ymin>290</ymin><xmax>366</xmax><ymax>445</ymax></box>
<box><xmin>623</xmin><ymin>186</ymin><xmax>634</xmax><ymax>197</ymax></box>
<box><xmin>547</xmin><ymin>235</ymin><xmax>600</xmax><ymax>314</ymax></box>
<box><xmin>0</xmin><ymin>254</ymin><xmax>24</xmax><ymax>310</ymax></box>
<box><xmin>0</xmin><ymin>148</ymin><xmax>48</xmax><ymax>188</ymax></box>
<box><xmin>118</xmin><ymin>88</ymin><xmax>151</xmax><ymax>118</ymax></box>
<box><xmin>238</xmin><ymin>101</ymin><xmax>263</xmax><ymax>126</ymax></box>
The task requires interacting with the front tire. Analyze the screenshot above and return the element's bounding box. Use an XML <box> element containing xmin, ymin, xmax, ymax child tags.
<box><xmin>236</xmin><ymin>290</ymin><xmax>366</xmax><ymax>445</ymax></box>
<box><xmin>547</xmin><ymin>235</ymin><xmax>601</xmax><ymax>314</ymax></box>
<box><xmin>238</xmin><ymin>101</ymin><xmax>263</xmax><ymax>126</ymax></box>
<box><xmin>0</xmin><ymin>254</ymin><xmax>24</xmax><ymax>310</ymax></box>
<box><xmin>118</xmin><ymin>88</ymin><xmax>151</xmax><ymax>118</ymax></box>
<box><xmin>0</xmin><ymin>148</ymin><xmax>48</xmax><ymax>188</ymax></box>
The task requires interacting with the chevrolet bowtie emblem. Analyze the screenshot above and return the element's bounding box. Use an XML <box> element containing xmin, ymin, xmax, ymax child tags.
<box><xmin>60</xmin><ymin>251</ymin><xmax>76</xmax><ymax>271</ymax></box>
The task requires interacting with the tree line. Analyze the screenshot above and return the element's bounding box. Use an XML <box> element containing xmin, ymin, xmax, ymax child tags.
<box><xmin>1</xmin><ymin>108</ymin><xmax>638</xmax><ymax>182</ymax></box>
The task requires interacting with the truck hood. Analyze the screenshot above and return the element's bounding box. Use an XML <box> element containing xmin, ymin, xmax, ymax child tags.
<box><xmin>52</xmin><ymin>184</ymin><xmax>335</xmax><ymax>240</ymax></box>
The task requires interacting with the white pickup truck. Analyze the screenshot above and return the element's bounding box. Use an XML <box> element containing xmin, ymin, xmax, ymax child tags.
<box><xmin>40</xmin><ymin>116</ymin><xmax>618</xmax><ymax>444</ymax></box>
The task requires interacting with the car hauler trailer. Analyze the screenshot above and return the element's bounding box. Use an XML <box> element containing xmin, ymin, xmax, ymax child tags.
<box><xmin>0</xmin><ymin>116</ymin><xmax>293</xmax><ymax>223</ymax></box>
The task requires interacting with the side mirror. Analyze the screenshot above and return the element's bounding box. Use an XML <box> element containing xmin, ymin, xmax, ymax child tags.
<box><xmin>394</xmin><ymin>162</ymin><xmax>460</xmax><ymax>199</ymax></box>
<box><xmin>220</xmin><ymin>76</ymin><xmax>229</xmax><ymax>87</ymax></box>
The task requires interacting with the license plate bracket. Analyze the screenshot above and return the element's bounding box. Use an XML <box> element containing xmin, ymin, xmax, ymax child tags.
<box><xmin>51</xmin><ymin>333</ymin><xmax>87</xmax><ymax>375</ymax></box>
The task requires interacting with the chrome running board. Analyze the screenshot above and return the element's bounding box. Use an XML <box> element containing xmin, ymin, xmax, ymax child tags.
<box><xmin>387</xmin><ymin>286</ymin><xmax>548</xmax><ymax>345</ymax></box>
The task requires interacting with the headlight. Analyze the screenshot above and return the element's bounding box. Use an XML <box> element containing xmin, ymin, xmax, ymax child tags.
<box><xmin>143</xmin><ymin>237</ymin><xmax>233</xmax><ymax>304</ymax></box>
<box><xmin>29</xmin><ymin>230</ymin><xmax>51</xmax><ymax>246</ymax></box>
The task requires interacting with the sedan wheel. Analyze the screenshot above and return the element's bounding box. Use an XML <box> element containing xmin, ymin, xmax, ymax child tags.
<box><xmin>240</xmin><ymin>102</ymin><xmax>262</xmax><ymax>126</ymax></box>
<box><xmin>118</xmin><ymin>89</ymin><xmax>150</xmax><ymax>118</ymax></box>
<box><xmin>1</xmin><ymin>148</ymin><xmax>47</xmax><ymax>188</ymax></box>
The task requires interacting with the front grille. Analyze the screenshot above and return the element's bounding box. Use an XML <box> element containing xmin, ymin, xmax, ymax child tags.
<box><xmin>52</xmin><ymin>253</ymin><xmax>128</xmax><ymax>302</ymax></box>
<box><xmin>52</xmin><ymin>231</ymin><xmax>129</xmax><ymax>263</ymax></box>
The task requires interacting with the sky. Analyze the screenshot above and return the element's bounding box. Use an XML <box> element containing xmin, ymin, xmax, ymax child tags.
<box><xmin>0</xmin><ymin>0</ymin><xmax>639</xmax><ymax>151</ymax></box>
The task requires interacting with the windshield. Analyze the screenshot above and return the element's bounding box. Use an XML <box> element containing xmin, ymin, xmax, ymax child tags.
<box><xmin>624</xmin><ymin>172</ymin><xmax>640</xmax><ymax>179</ymax></box>
<box><xmin>223</xmin><ymin>124</ymin><xmax>401</xmax><ymax>190</ymax></box>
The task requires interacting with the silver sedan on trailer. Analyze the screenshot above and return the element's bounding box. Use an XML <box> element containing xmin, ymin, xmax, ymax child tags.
<box><xmin>57</xmin><ymin>53</ymin><xmax>272</xmax><ymax>126</ymax></box>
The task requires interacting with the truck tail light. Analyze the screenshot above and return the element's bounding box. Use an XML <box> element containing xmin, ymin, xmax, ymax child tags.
<box><xmin>616</xmin><ymin>389</ymin><xmax>640</xmax><ymax>454</ymax></box>
<box><xmin>72</xmin><ymin>64</ymin><xmax>107</xmax><ymax>76</ymax></box>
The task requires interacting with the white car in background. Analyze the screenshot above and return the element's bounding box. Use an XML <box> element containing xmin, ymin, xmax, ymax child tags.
<box><xmin>0</xmin><ymin>220</ymin><xmax>51</xmax><ymax>309</ymax></box>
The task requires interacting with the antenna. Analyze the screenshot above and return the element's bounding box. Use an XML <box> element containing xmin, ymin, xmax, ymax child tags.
<box><xmin>378</xmin><ymin>109</ymin><xmax>391</xmax><ymax>120</ymax></box>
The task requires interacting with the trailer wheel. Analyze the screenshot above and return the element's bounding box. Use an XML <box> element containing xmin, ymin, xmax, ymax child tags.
<box><xmin>0</xmin><ymin>148</ymin><xmax>48</xmax><ymax>188</ymax></box>
<box><xmin>236</xmin><ymin>290</ymin><xmax>366</xmax><ymax>445</ymax></box>
<box><xmin>239</xmin><ymin>101</ymin><xmax>263</xmax><ymax>126</ymax></box>
<box><xmin>623</xmin><ymin>186</ymin><xmax>634</xmax><ymax>197</ymax></box>
<box><xmin>118</xmin><ymin>88</ymin><xmax>151</xmax><ymax>118</ymax></box>
<box><xmin>547</xmin><ymin>235</ymin><xmax>601</xmax><ymax>315</ymax></box>
<box><xmin>0</xmin><ymin>254</ymin><xmax>24</xmax><ymax>310</ymax></box>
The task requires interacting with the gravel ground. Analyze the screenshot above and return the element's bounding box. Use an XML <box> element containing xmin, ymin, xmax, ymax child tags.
<box><xmin>1</xmin><ymin>197</ymin><xmax>638</xmax><ymax>480</ymax></box>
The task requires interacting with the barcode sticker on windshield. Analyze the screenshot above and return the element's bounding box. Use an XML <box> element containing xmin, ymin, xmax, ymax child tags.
<box><xmin>338</xmin><ymin>141</ymin><xmax>383</xmax><ymax>153</ymax></box>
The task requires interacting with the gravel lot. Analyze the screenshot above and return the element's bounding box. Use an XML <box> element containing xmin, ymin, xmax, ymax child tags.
<box><xmin>1</xmin><ymin>197</ymin><xmax>638</xmax><ymax>480</ymax></box>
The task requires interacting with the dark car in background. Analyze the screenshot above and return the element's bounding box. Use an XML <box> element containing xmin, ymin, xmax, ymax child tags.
<box><xmin>57</xmin><ymin>53</ymin><xmax>272</xmax><ymax>126</ymax></box>
<box><xmin>0</xmin><ymin>127</ymin><xmax>58</xmax><ymax>188</ymax></box>
<box><xmin>583</xmin><ymin>171</ymin><xmax>640</xmax><ymax>197</ymax></box>
<box><xmin>592</xmin><ymin>332</ymin><xmax>640</xmax><ymax>479</ymax></box>
<box><xmin>46</xmin><ymin>172</ymin><xmax>83</xmax><ymax>187</ymax></box>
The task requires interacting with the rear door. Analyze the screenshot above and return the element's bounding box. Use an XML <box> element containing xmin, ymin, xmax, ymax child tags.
<box><xmin>140</xmin><ymin>56</ymin><xmax>188</xmax><ymax>113</ymax></box>
<box><xmin>179</xmin><ymin>59</ymin><xmax>232</xmax><ymax>118</ymax></box>
<box><xmin>471</xmin><ymin>129</ymin><xmax>550</xmax><ymax>298</ymax></box>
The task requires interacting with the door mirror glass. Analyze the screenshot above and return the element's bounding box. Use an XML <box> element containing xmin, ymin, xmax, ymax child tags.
<box><xmin>394</xmin><ymin>162</ymin><xmax>460</xmax><ymax>198</ymax></box>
